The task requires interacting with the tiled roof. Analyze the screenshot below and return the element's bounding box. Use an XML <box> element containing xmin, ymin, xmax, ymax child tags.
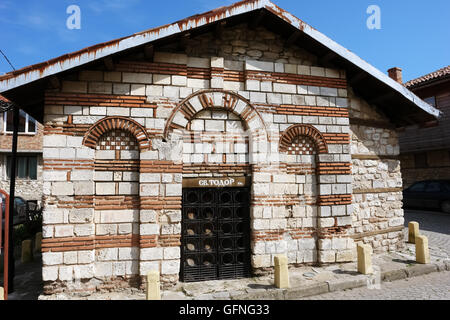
<box><xmin>405</xmin><ymin>66</ymin><xmax>450</xmax><ymax>88</ymax></box>
<box><xmin>0</xmin><ymin>0</ymin><xmax>441</xmax><ymax>121</ymax></box>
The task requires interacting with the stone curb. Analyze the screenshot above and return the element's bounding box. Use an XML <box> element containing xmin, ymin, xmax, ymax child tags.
<box><xmin>230</xmin><ymin>260</ymin><xmax>450</xmax><ymax>300</ymax></box>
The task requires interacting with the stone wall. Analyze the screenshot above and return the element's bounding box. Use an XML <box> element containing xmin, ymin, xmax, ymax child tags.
<box><xmin>348</xmin><ymin>89</ymin><xmax>405</xmax><ymax>253</ymax></box>
<box><xmin>39</xmin><ymin>24</ymin><xmax>401</xmax><ymax>293</ymax></box>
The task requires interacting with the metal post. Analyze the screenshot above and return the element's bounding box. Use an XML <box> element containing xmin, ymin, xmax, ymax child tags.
<box><xmin>1</xmin><ymin>190</ymin><xmax>9</xmax><ymax>300</ymax></box>
<box><xmin>7</xmin><ymin>104</ymin><xmax>19</xmax><ymax>293</ymax></box>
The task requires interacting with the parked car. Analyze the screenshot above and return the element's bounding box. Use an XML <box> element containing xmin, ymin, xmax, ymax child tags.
<box><xmin>403</xmin><ymin>180</ymin><xmax>450</xmax><ymax>213</ymax></box>
<box><xmin>1</xmin><ymin>194</ymin><xmax>28</xmax><ymax>226</ymax></box>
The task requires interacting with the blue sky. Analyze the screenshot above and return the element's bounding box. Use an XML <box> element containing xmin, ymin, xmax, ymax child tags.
<box><xmin>0</xmin><ymin>0</ymin><xmax>448</xmax><ymax>82</ymax></box>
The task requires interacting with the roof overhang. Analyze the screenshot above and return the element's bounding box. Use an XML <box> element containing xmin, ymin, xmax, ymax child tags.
<box><xmin>0</xmin><ymin>0</ymin><xmax>441</xmax><ymax>126</ymax></box>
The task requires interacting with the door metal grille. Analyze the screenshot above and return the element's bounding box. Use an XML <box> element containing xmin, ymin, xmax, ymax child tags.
<box><xmin>181</xmin><ymin>187</ymin><xmax>251</xmax><ymax>282</ymax></box>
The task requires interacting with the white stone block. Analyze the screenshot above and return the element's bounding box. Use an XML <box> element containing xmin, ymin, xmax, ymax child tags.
<box><xmin>97</xmin><ymin>248</ymin><xmax>118</xmax><ymax>261</ymax></box>
<box><xmin>96</xmin><ymin>182</ymin><xmax>116</xmax><ymax>195</ymax></box>
<box><xmin>141</xmin><ymin>247</ymin><xmax>163</xmax><ymax>261</ymax></box>
<box><xmin>54</xmin><ymin>225</ymin><xmax>74</xmax><ymax>238</ymax></box>
<box><xmin>69</xmin><ymin>208</ymin><xmax>94</xmax><ymax>224</ymax></box>
<box><xmin>146</xmin><ymin>85</ymin><xmax>163</xmax><ymax>96</ymax></box>
<box><xmin>62</xmin><ymin>251</ymin><xmax>78</xmax><ymax>265</ymax></box>
<box><xmin>298</xmin><ymin>238</ymin><xmax>316</xmax><ymax>250</ymax></box>
<box><xmin>52</xmin><ymin>182</ymin><xmax>74</xmax><ymax>196</ymax></box>
<box><xmin>187</xmin><ymin>78</ymin><xmax>210</xmax><ymax>89</ymax></box>
<box><xmin>311</xmin><ymin>67</ymin><xmax>325</xmax><ymax>77</ymax></box>
<box><xmin>107</xmin><ymin>107</ymin><xmax>130</xmax><ymax>117</ymax></box>
<box><xmin>211</xmin><ymin>57</ymin><xmax>224</xmax><ymax>68</ymax></box>
<box><xmin>42</xmin><ymin>266</ymin><xmax>59</xmax><ymax>281</ymax></box>
<box><xmin>162</xmin><ymin>260</ymin><xmax>180</xmax><ymax>275</ymax></box>
<box><xmin>165</xmin><ymin>184</ymin><xmax>182</xmax><ymax>196</ymax></box>
<box><xmin>154</xmin><ymin>74</ymin><xmax>171</xmax><ymax>85</ymax></box>
<box><xmin>273</xmin><ymin>83</ymin><xmax>296</xmax><ymax>94</ymax></box>
<box><xmin>245</xmin><ymin>60</ymin><xmax>274</xmax><ymax>72</ymax></box>
<box><xmin>140</xmin><ymin>223</ymin><xmax>160</xmax><ymax>235</ymax></box>
<box><xmin>122</xmin><ymin>72</ymin><xmax>152</xmax><ymax>84</ymax></box>
<box><xmin>332</xmin><ymin>238</ymin><xmax>348</xmax><ymax>250</ymax></box>
<box><xmin>139</xmin><ymin>261</ymin><xmax>159</xmax><ymax>276</ymax></box>
<box><xmin>319</xmin><ymin>218</ymin><xmax>335</xmax><ymax>228</ymax></box>
<box><xmin>94</xmin><ymin>262</ymin><xmax>113</xmax><ymax>277</ymax></box>
<box><xmin>76</xmin><ymin>148</ymin><xmax>95</xmax><ymax>160</ymax></box>
<box><xmin>246</xmin><ymin>80</ymin><xmax>260</xmax><ymax>91</ymax></box>
<box><xmin>119</xmin><ymin>247</ymin><xmax>139</xmax><ymax>260</ymax></box>
<box><xmin>59</xmin><ymin>266</ymin><xmax>73</xmax><ymax>281</ymax></box>
<box><xmin>119</xmin><ymin>182</ymin><xmax>139</xmax><ymax>195</ymax></box>
<box><xmin>74</xmin><ymin>181</ymin><xmax>94</xmax><ymax>196</ymax></box>
<box><xmin>164</xmin><ymin>247</ymin><xmax>180</xmax><ymax>260</ymax></box>
<box><xmin>44</xmin><ymin>135</ymin><xmax>67</xmax><ymax>148</ymax></box>
<box><xmin>43</xmin><ymin>252</ymin><xmax>63</xmax><ymax>266</ymax></box>
<box><xmin>74</xmin><ymin>264</ymin><xmax>95</xmax><ymax>279</ymax></box>
<box><xmin>44</xmin><ymin>171</ymin><xmax>68</xmax><ymax>182</ymax></box>
<box><xmin>78</xmin><ymin>251</ymin><xmax>95</xmax><ymax>264</ymax></box>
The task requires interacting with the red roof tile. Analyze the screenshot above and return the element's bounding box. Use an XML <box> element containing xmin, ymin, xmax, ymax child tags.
<box><xmin>405</xmin><ymin>65</ymin><xmax>450</xmax><ymax>88</ymax></box>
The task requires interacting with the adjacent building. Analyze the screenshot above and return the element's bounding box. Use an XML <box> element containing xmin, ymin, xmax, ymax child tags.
<box><xmin>399</xmin><ymin>66</ymin><xmax>450</xmax><ymax>187</ymax></box>
<box><xmin>0</xmin><ymin>0</ymin><xmax>440</xmax><ymax>294</ymax></box>
<box><xmin>0</xmin><ymin>95</ymin><xmax>44</xmax><ymax>202</ymax></box>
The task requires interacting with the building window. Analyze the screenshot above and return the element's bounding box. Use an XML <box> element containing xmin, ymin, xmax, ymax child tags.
<box><xmin>424</xmin><ymin>96</ymin><xmax>436</xmax><ymax>107</ymax></box>
<box><xmin>414</xmin><ymin>153</ymin><xmax>428</xmax><ymax>168</ymax></box>
<box><xmin>3</xmin><ymin>110</ymin><xmax>37</xmax><ymax>134</ymax></box>
<box><xmin>6</xmin><ymin>155</ymin><xmax>38</xmax><ymax>180</ymax></box>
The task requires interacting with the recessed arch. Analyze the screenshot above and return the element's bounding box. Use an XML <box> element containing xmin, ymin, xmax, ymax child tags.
<box><xmin>82</xmin><ymin>116</ymin><xmax>151</xmax><ymax>151</ymax></box>
<box><xmin>163</xmin><ymin>89</ymin><xmax>269</xmax><ymax>141</ymax></box>
<box><xmin>280</xmin><ymin>124</ymin><xmax>328</xmax><ymax>154</ymax></box>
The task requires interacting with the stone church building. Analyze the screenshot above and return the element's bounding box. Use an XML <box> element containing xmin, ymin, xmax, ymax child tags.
<box><xmin>0</xmin><ymin>0</ymin><xmax>440</xmax><ymax>294</ymax></box>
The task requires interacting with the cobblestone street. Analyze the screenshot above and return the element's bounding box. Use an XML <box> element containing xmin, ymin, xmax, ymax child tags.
<box><xmin>404</xmin><ymin>209</ymin><xmax>450</xmax><ymax>259</ymax></box>
<box><xmin>300</xmin><ymin>270</ymin><xmax>450</xmax><ymax>300</ymax></box>
<box><xmin>300</xmin><ymin>209</ymin><xmax>450</xmax><ymax>300</ymax></box>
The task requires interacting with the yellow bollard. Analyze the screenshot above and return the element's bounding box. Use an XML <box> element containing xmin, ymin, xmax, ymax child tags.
<box><xmin>0</xmin><ymin>287</ymin><xmax>4</xmax><ymax>300</ymax></box>
<box><xmin>357</xmin><ymin>243</ymin><xmax>373</xmax><ymax>275</ymax></box>
<box><xmin>274</xmin><ymin>254</ymin><xmax>289</xmax><ymax>289</ymax></box>
<box><xmin>415</xmin><ymin>235</ymin><xmax>430</xmax><ymax>264</ymax></box>
<box><xmin>34</xmin><ymin>232</ymin><xmax>43</xmax><ymax>253</ymax></box>
<box><xmin>21</xmin><ymin>240</ymin><xmax>33</xmax><ymax>263</ymax></box>
<box><xmin>146</xmin><ymin>270</ymin><xmax>161</xmax><ymax>300</ymax></box>
<box><xmin>408</xmin><ymin>222</ymin><xmax>420</xmax><ymax>244</ymax></box>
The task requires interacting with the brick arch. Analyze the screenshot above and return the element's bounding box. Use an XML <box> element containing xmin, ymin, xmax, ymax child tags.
<box><xmin>280</xmin><ymin>124</ymin><xmax>328</xmax><ymax>154</ymax></box>
<box><xmin>83</xmin><ymin>117</ymin><xmax>151</xmax><ymax>151</ymax></box>
<box><xmin>163</xmin><ymin>89</ymin><xmax>269</xmax><ymax>140</ymax></box>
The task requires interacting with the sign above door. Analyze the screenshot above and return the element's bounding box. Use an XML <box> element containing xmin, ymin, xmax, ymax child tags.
<box><xmin>182</xmin><ymin>177</ymin><xmax>251</xmax><ymax>188</ymax></box>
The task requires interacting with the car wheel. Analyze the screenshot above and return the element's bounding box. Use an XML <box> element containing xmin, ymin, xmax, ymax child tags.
<box><xmin>441</xmin><ymin>201</ymin><xmax>450</xmax><ymax>214</ymax></box>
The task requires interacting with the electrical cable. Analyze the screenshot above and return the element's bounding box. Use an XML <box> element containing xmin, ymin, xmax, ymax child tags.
<box><xmin>0</xmin><ymin>49</ymin><xmax>16</xmax><ymax>71</ymax></box>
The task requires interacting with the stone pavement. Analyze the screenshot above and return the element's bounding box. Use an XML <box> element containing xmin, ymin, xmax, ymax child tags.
<box><xmin>3</xmin><ymin>209</ymin><xmax>450</xmax><ymax>300</ymax></box>
<box><xmin>404</xmin><ymin>209</ymin><xmax>450</xmax><ymax>259</ymax></box>
<box><xmin>37</xmin><ymin>245</ymin><xmax>450</xmax><ymax>300</ymax></box>
<box><xmin>299</xmin><ymin>270</ymin><xmax>450</xmax><ymax>300</ymax></box>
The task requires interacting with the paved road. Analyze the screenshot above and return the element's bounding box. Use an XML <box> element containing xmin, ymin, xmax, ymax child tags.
<box><xmin>300</xmin><ymin>271</ymin><xmax>450</xmax><ymax>300</ymax></box>
<box><xmin>302</xmin><ymin>209</ymin><xmax>450</xmax><ymax>300</ymax></box>
<box><xmin>404</xmin><ymin>209</ymin><xmax>450</xmax><ymax>259</ymax></box>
